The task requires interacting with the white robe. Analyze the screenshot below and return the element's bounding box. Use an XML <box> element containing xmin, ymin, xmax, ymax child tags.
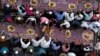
<box><xmin>17</xmin><ymin>5</ymin><xmax>26</xmax><ymax>16</ymax></box>
<box><xmin>75</xmin><ymin>14</ymin><xmax>83</xmax><ymax>20</ymax></box>
<box><xmin>27</xmin><ymin>16</ymin><xmax>36</xmax><ymax>23</ymax></box>
<box><xmin>83</xmin><ymin>11</ymin><xmax>93</xmax><ymax>21</ymax></box>
<box><xmin>83</xmin><ymin>46</ymin><xmax>91</xmax><ymax>52</ymax></box>
<box><xmin>64</xmin><ymin>12</ymin><xmax>75</xmax><ymax>22</ymax></box>
<box><xmin>32</xmin><ymin>37</ymin><xmax>44</xmax><ymax>47</ymax></box>
<box><xmin>20</xmin><ymin>38</ymin><xmax>31</xmax><ymax>49</ymax></box>
<box><xmin>51</xmin><ymin>41</ymin><xmax>60</xmax><ymax>50</ymax></box>
<box><xmin>60</xmin><ymin>19</ymin><xmax>70</xmax><ymax>28</ymax></box>
<box><xmin>89</xmin><ymin>22</ymin><xmax>100</xmax><ymax>33</ymax></box>
<box><xmin>81</xmin><ymin>21</ymin><xmax>89</xmax><ymax>28</ymax></box>
<box><xmin>40</xmin><ymin>36</ymin><xmax>51</xmax><ymax>48</ymax></box>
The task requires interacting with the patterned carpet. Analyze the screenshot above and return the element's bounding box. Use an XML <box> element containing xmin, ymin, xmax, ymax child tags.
<box><xmin>0</xmin><ymin>0</ymin><xmax>97</xmax><ymax>44</ymax></box>
<box><xmin>0</xmin><ymin>0</ymin><xmax>98</xmax><ymax>11</ymax></box>
<box><xmin>0</xmin><ymin>22</ymin><xmax>94</xmax><ymax>44</ymax></box>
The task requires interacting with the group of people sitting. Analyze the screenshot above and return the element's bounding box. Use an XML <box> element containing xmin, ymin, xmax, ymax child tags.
<box><xmin>0</xmin><ymin>3</ymin><xmax>100</xmax><ymax>33</ymax></box>
<box><xmin>0</xmin><ymin>3</ymin><xmax>99</xmax><ymax>56</ymax></box>
<box><xmin>0</xmin><ymin>30</ymin><xmax>96</xmax><ymax>56</ymax></box>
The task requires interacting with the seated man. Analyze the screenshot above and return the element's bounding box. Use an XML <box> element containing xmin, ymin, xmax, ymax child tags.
<box><xmin>40</xmin><ymin>34</ymin><xmax>51</xmax><ymax>48</ymax></box>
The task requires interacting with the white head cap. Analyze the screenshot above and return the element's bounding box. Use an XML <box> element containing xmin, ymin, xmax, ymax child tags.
<box><xmin>30</xmin><ymin>49</ymin><xmax>33</xmax><ymax>52</ymax></box>
<box><xmin>29</xmin><ymin>7</ymin><xmax>33</xmax><ymax>10</ymax></box>
<box><xmin>36</xmin><ymin>10</ymin><xmax>40</xmax><ymax>14</ymax></box>
<box><xmin>45</xmin><ymin>21</ymin><xmax>49</xmax><ymax>24</ymax></box>
<box><xmin>96</xmin><ymin>14</ymin><xmax>100</xmax><ymax>17</ymax></box>
<box><xmin>49</xmin><ymin>11</ymin><xmax>53</xmax><ymax>14</ymax></box>
<box><xmin>15</xmin><ymin>51</ymin><xmax>19</xmax><ymax>54</ymax></box>
<box><xmin>17</xmin><ymin>17</ymin><xmax>22</xmax><ymax>20</ymax></box>
<box><xmin>1</xmin><ymin>36</ymin><xmax>5</xmax><ymax>40</ymax></box>
<box><xmin>3</xmin><ymin>50</ymin><xmax>7</xmax><ymax>54</ymax></box>
<box><xmin>6</xmin><ymin>4</ymin><xmax>10</xmax><ymax>8</ymax></box>
<box><xmin>67</xmin><ymin>52</ymin><xmax>76</xmax><ymax>56</ymax></box>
